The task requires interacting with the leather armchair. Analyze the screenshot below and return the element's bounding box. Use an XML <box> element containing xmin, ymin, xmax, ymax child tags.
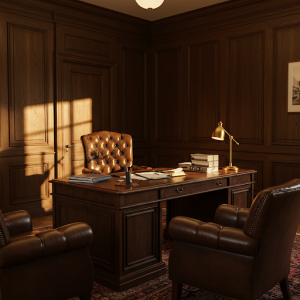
<box><xmin>0</xmin><ymin>209</ymin><xmax>94</xmax><ymax>300</ymax></box>
<box><xmin>169</xmin><ymin>179</ymin><xmax>300</xmax><ymax>300</ymax></box>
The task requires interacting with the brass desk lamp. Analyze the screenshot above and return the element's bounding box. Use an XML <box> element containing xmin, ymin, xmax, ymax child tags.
<box><xmin>212</xmin><ymin>121</ymin><xmax>239</xmax><ymax>172</ymax></box>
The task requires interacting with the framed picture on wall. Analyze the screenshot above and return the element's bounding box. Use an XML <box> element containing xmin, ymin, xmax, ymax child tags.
<box><xmin>288</xmin><ymin>61</ymin><xmax>300</xmax><ymax>113</ymax></box>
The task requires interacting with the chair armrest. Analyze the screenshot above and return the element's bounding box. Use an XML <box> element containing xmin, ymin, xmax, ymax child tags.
<box><xmin>214</xmin><ymin>204</ymin><xmax>250</xmax><ymax>229</ymax></box>
<box><xmin>169</xmin><ymin>216</ymin><xmax>258</xmax><ymax>257</ymax></box>
<box><xmin>0</xmin><ymin>222</ymin><xmax>93</xmax><ymax>268</ymax></box>
<box><xmin>3</xmin><ymin>210</ymin><xmax>32</xmax><ymax>236</ymax></box>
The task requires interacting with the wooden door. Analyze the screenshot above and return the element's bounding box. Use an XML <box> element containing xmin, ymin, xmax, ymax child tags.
<box><xmin>56</xmin><ymin>55</ymin><xmax>115</xmax><ymax>178</ymax></box>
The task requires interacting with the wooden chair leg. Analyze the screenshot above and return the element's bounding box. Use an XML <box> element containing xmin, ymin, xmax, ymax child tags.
<box><xmin>172</xmin><ymin>281</ymin><xmax>183</xmax><ymax>300</ymax></box>
<box><xmin>79</xmin><ymin>291</ymin><xmax>91</xmax><ymax>300</ymax></box>
<box><xmin>280</xmin><ymin>277</ymin><xmax>292</xmax><ymax>300</ymax></box>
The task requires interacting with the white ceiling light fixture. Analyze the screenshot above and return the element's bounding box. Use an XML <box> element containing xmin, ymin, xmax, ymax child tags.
<box><xmin>135</xmin><ymin>0</ymin><xmax>164</xmax><ymax>10</ymax></box>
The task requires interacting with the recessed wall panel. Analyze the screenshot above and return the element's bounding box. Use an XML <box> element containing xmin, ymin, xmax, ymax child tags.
<box><xmin>188</xmin><ymin>41</ymin><xmax>220</xmax><ymax>142</ymax></box>
<box><xmin>227</xmin><ymin>32</ymin><xmax>264</xmax><ymax>144</ymax></box>
<box><xmin>10</xmin><ymin>163</ymin><xmax>49</xmax><ymax>204</ymax></box>
<box><xmin>272</xmin><ymin>162</ymin><xmax>300</xmax><ymax>186</ymax></box>
<box><xmin>8</xmin><ymin>24</ymin><xmax>48</xmax><ymax>146</ymax></box>
<box><xmin>121</xmin><ymin>48</ymin><xmax>147</xmax><ymax>141</ymax></box>
<box><xmin>155</xmin><ymin>47</ymin><xmax>182</xmax><ymax>141</ymax></box>
<box><xmin>273</xmin><ymin>25</ymin><xmax>300</xmax><ymax>145</ymax></box>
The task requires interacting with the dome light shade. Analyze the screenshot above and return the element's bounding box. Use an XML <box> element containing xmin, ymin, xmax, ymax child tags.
<box><xmin>135</xmin><ymin>0</ymin><xmax>164</xmax><ymax>10</ymax></box>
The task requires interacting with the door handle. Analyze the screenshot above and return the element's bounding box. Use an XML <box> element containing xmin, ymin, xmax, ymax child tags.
<box><xmin>216</xmin><ymin>181</ymin><xmax>222</xmax><ymax>186</ymax></box>
<box><xmin>65</xmin><ymin>145</ymin><xmax>74</xmax><ymax>152</ymax></box>
<box><xmin>176</xmin><ymin>188</ymin><xmax>183</xmax><ymax>193</ymax></box>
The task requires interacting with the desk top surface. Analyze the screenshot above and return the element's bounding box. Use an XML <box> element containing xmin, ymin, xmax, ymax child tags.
<box><xmin>51</xmin><ymin>169</ymin><xmax>256</xmax><ymax>195</ymax></box>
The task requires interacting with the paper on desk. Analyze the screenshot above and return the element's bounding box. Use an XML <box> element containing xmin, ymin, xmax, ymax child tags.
<box><xmin>120</xmin><ymin>174</ymin><xmax>148</xmax><ymax>181</ymax></box>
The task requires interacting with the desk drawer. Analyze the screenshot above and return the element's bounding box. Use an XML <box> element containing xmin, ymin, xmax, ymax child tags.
<box><xmin>162</xmin><ymin>178</ymin><xmax>228</xmax><ymax>199</ymax></box>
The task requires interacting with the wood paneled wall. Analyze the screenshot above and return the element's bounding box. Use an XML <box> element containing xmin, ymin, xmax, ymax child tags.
<box><xmin>2</xmin><ymin>0</ymin><xmax>300</xmax><ymax>216</ymax></box>
<box><xmin>151</xmin><ymin>0</ymin><xmax>300</xmax><ymax>193</ymax></box>
<box><xmin>0</xmin><ymin>0</ymin><xmax>150</xmax><ymax>216</ymax></box>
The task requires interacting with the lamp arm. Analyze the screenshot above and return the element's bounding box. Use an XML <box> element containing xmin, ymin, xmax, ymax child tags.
<box><xmin>222</xmin><ymin>128</ymin><xmax>239</xmax><ymax>145</ymax></box>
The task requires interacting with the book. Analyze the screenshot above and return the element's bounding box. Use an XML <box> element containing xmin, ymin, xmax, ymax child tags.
<box><xmin>135</xmin><ymin>171</ymin><xmax>186</xmax><ymax>180</ymax></box>
<box><xmin>135</xmin><ymin>172</ymin><xmax>171</xmax><ymax>180</ymax></box>
<box><xmin>189</xmin><ymin>165</ymin><xmax>219</xmax><ymax>173</ymax></box>
<box><xmin>178</xmin><ymin>162</ymin><xmax>192</xmax><ymax>167</ymax></box>
<box><xmin>191</xmin><ymin>159</ymin><xmax>215</xmax><ymax>167</ymax></box>
<box><xmin>69</xmin><ymin>173</ymin><xmax>112</xmax><ymax>183</ymax></box>
<box><xmin>190</xmin><ymin>154</ymin><xmax>219</xmax><ymax>161</ymax></box>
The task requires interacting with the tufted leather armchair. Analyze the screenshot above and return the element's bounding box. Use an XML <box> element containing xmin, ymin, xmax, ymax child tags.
<box><xmin>81</xmin><ymin>131</ymin><xmax>133</xmax><ymax>174</ymax></box>
<box><xmin>0</xmin><ymin>209</ymin><xmax>93</xmax><ymax>300</ymax></box>
<box><xmin>169</xmin><ymin>179</ymin><xmax>300</xmax><ymax>300</ymax></box>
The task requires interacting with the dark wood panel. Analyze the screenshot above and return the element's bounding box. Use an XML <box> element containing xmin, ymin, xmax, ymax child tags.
<box><xmin>155</xmin><ymin>154</ymin><xmax>183</xmax><ymax>168</ymax></box>
<box><xmin>230</xmin><ymin>185</ymin><xmax>252</xmax><ymax>208</ymax></box>
<box><xmin>58</xmin><ymin>200</ymin><xmax>115</xmax><ymax>269</ymax></box>
<box><xmin>226</xmin><ymin>159</ymin><xmax>263</xmax><ymax>195</ymax></box>
<box><xmin>120</xmin><ymin>47</ymin><xmax>147</xmax><ymax>141</ymax></box>
<box><xmin>273</xmin><ymin>25</ymin><xmax>300</xmax><ymax>145</ymax></box>
<box><xmin>10</xmin><ymin>163</ymin><xmax>49</xmax><ymax>205</ymax></box>
<box><xmin>155</xmin><ymin>47</ymin><xmax>182</xmax><ymax>142</ymax></box>
<box><xmin>272</xmin><ymin>162</ymin><xmax>300</xmax><ymax>186</ymax></box>
<box><xmin>65</xmin><ymin>34</ymin><xmax>110</xmax><ymax>57</ymax></box>
<box><xmin>188</xmin><ymin>41</ymin><xmax>220</xmax><ymax>142</ymax></box>
<box><xmin>56</xmin><ymin>24</ymin><xmax>117</xmax><ymax>60</ymax></box>
<box><xmin>226</xmin><ymin>32</ymin><xmax>264</xmax><ymax>145</ymax></box>
<box><xmin>133</xmin><ymin>154</ymin><xmax>148</xmax><ymax>167</ymax></box>
<box><xmin>124</xmin><ymin>208</ymin><xmax>156</xmax><ymax>269</ymax></box>
<box><xmin>57</xmin><ymin>55</ymin><xmax>115</xmax><ymax>177</ymax></box>
<box><xmin>8</xmin><ymin>23</ymin><xmax>48</xmax><ymax>147</ymax></box>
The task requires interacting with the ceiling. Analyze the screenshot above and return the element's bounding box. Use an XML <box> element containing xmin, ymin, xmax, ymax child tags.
<box><xmin>79</xmin><ymin>0</ymin><xmax>230</xmax><ymax>21</ymax></box>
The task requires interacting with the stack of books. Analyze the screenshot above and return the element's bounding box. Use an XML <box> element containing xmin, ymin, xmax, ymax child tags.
<box><xmin>189</xmin><ymin>153</ymin><xmax>219</xmax><ymax>173</ymax></box>
<box><xmin>69</xmin><ymin>173</ymin><xmax>112</xmax><ymax>183</ymax></box>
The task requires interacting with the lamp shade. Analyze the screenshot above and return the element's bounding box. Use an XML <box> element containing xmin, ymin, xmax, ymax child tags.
<box><xmin>135</xmin><ymin>0</ymin><xmax>164</xmax><ymax>10</ymax></box>
<box><xmin>212</xmin><ymin>121</ymin><xmax>225</xmax><ymax>141</ymax></box>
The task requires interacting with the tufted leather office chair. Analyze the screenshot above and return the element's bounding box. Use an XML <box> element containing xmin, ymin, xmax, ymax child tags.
<box><xmin>81</xmin><ymin>131</ymin><xmax>133</xmax><ymax>174</ymax></box>
<box><xmin>168</xmin><ymin>179</ymin><xmax>300</xmax><ymax>300</ymax></box>
<box><xmin>0</xmin><ymin>209</ymin><xmax>94</xmax><ymax>300</ymax></box>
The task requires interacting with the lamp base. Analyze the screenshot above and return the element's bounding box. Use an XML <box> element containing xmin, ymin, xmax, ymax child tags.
<box><xmin>222</xmin><ymin>166</ymin><xmax>239</xmax><ymax>172</ymax></box>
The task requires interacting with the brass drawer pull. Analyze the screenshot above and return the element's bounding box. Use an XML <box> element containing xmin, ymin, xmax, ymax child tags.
<box><xmin>216</xmin><ymin>182</ymin><xmax>222</xmax><ymax>186</ymax></box>
<box><xmin>176</xmin><ymin>188</ymin><xmax>183</xmax><ymax>193</ymax></box>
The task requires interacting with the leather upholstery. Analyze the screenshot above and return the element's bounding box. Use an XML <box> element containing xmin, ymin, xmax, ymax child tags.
<box><xmin>81</xmin><ymin>131</ymin><xmax>133</xmax><ymax>174</ymax></box>
<box><xmin>169</xmin><ymin>179</ymin><xmax>300</xmax><ymax>300</ymax></box>
<box><xmin>0</xmin><ymin>210</ymin><xmax>94</xmax><ymax>300</ymax></box>
<box><xmin>0</xmin><ymin>210</ymin><xmax>10</xmax><ymax>247</ymax></box>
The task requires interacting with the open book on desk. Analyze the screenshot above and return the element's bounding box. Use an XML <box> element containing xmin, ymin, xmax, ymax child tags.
<box><xmin>135</xmin><ymin>171</ymin><xmax>186</xmax><ymax>180</ymax></box>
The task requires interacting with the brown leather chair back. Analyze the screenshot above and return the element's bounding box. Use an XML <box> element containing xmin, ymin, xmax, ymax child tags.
<box><xmin>81</xmin><ymin>131</ymin><xmax>133</xmax><ymax>174</ymax></box>
<box><xmin>244</xmin><ymin>179</ymin><xmax>300</xmax><ymax>296</ymax></box>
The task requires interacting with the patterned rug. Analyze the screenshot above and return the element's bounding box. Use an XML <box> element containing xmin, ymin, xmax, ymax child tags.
<box><xmin>69</xmin><ymin>211</ymin><xmax>300</xmax><ymax>300</ymax></box>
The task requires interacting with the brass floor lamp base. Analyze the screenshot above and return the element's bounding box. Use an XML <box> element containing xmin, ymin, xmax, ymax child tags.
<box><xmin>222</xmin><ymin>166</ymin><xmax>239</xmax><ymax>172</ymax></box>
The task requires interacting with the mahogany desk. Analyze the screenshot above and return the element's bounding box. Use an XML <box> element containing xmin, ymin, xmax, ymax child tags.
<box><xmin>51</xmin><ymin>169</ymin><xmax>256</xmax><ymax>292</ymax></box>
